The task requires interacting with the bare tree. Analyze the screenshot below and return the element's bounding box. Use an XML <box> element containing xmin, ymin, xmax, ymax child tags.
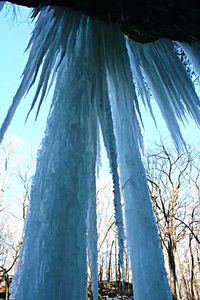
<box><xmin>0</xmin><ymin>136</ymin><xmax>33</xmax><ymax>299</ymax></box>
<box><xmin>146</xmin><ymin>144</ymin><xmax>200</xmax><ymax>300</ymax></box>
<box><xmin>91</xmin><ymin>145</ymin><xmax>199</xmax><ymax>299</ymax></box>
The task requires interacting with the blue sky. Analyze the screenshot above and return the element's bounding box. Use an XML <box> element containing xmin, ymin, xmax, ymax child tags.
<box><xmin>0</xmin><ymin>6</ymin><xmax>50</xmax><ymax>147</ymax></box>
<box><xmin>0</xmin><ymin>4</ymin><xmax>199</xmax><ymax>241</ymax></box>
<box><xmin>0</xmin><ymin>4</ymin><xmax>199</xmax><ymax>151</ymax></box>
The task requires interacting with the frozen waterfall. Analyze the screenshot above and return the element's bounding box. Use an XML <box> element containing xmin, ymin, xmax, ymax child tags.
<box><xmin>0</xmin><ymin>5</ymin><xmax>200</xmax><ymax>300</ymax></box>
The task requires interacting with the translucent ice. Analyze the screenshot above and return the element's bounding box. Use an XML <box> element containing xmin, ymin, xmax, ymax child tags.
<box><xmin>1</xmin><ymin>5</ymin><xmax>199</xmax><ymax>300</ymax></box>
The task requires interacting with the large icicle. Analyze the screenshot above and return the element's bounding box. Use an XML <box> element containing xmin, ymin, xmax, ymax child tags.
<box><xmin>10</xmin><ymin>9</ymin><xmax>97</xmax><ymax>300</ymax></box>
<box><xmin>127</xmin><ymin>39</ymin><xmax>200</xmax><ymax>149</ymax></box>
<box><xmin>99</xmin><ymin>24</ymin><xmax>173</xmax><ymax>300</ymax></box>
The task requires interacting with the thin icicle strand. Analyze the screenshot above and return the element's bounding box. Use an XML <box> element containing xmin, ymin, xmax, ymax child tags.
<box><xmin>98</xmin><ymin>95</ymin><xmax>125</xmax><ymax>271</ymax></box>
<box><xmin>127</xmin><ymin>38</ymin><xmax>200</xmax><ymax>149</ymax></box>
<box><xmin>92</xmin><ymin>19</ymin><xmax>125</xmax><ymax>273</ymax></box>
<box><xmin>98</xmin><ymin>89</ymin><xmax>125</xmax><ymax>272</ymax></box>
<box><xmin>86</xmin><ymin>70</ymin><xmax>99</xmax><ymax>300</ymax></box>
<box><xmin>96</xmin><ymin>126</ymin><xmax>102</xmax><ymax>177</ymax></box>
<box><xmin>87</xmin><ymin>117</ymin><xmax>98</xmax><ymax>300</ymax></box>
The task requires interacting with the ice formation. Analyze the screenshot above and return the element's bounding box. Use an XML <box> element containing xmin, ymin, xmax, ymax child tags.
<box><xmin>0</xmin><ymin>2</ymin><xmax>4</xmax><ymax>12</ymax></box>
<box><xmin>0</xmin><ymin>5</ymin><xmax>200</xmax><ymax>300</ymax></box>
<box><xmin>127</xmin><ymin>39</ymin><xmax>200</xmax><ymax>148</ymax></box>
<box><xmin>179</xmin><ymin>41</ymin><xmax>200</xmax><ymax>77</ymax></box>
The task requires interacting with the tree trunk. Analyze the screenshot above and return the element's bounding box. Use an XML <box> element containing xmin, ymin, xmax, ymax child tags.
<box><xmin>167</xmin><ymin>241</ymin><xmax>177</xmax><ymax>300</ymax></box>
<box><xmin>189</xmin><ymin>235</ymin><xmax>195</xmax><ymax>300</ymax></box>
<box><xmin>107</xmin><ymin>240</ymin><xmax>114</xmax><ymax>282</ymax></box>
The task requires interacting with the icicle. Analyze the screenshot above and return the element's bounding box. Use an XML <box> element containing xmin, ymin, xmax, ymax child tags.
<box><xmin>86</xmin><ymin>72</ymin><xmax>99</xmax><ymax>300</ymax></box>
<box><xmin>87</xmin><ymin>186</ymin><xmax>98</xmax><ymax>300</ymax></box>
<box><xmin>87</xmin><ymin>121</ymin><xmax>98</xmax><ymax>300</ymax></box>
<box><xmin>179</xmin><ymin>41</ymin><xmax>200</xmax><ymax>77</ymax></box>
<box><xmin>92</xmin><ymin>19</ymin><xmax>125</xmax><ymax>276</ymax></box>
<box><xmin>0</xmin><ymin>1</ymin><xmax>5</xmax><ymax>12</ymax></box>
<box><xmin>10</xmin><ymin>9</ymin><xmax>98</xmax><ymax>300</ymax></box>
<box><xmin>2</xmin><ymin>4</ymin><xmax>199</xmax><ymax>300</ymax></box>
<box><xmin>100</xmin><ymin>24</ymin><xmax>173</xmax><ymax>300</ymax></box>
<box><xmin>96</xmin><ymin>126</ymin><xmax>102</xmax><ymax>178</ymax></box>
<box><xmin>97</xmin><ymin>88</ymin><xmax>125</xmax><ymax>275</ymax></box>
<box><xmin>126</xmin><ymin>39</ymin><xmax>157</xmax><ymax>127</ymax></box>
<box><xmin>127</xmin><ymin>38</ymin><xmax>200</xmax><ymax>149</ymax></box>
<box><xmin>0</xmin><ymin>7</ymin><xmax>79</xmax><ymax>144</ymax></box>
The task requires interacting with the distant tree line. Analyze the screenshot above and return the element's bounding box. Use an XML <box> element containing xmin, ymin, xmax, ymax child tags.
<box><xmin>95</xmin><ymin>144</ymin><xmax>200</xmax><ymax>300</ymax></box>
<box><xmin>0</xmin><ymin>140</ymin><xmax>199</xmax><ymax>299</ymax></box>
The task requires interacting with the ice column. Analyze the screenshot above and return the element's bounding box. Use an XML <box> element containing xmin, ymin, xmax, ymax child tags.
<box><xmin>87</xmin><ymin>163</ymin><xmax>98</xmax><ymax>300</ymax></box>
<box><xmin>100</xmin><ymin>24</ymin><xmax>173</xmax><ymax>300</ymax></box>
<box><xmin>87</xmin><ymin>110</ymin><xmax>98</xmax><ymax>300</ymax></box>
<box><xmin>92</xmin><ymin>20</ymin><xmax>125</xmax><ymax>276</ymax></box>
<box><xmin>11</xmin><ymin>15</ymin><xmax>97</xmax><ymax>300</ymax></box>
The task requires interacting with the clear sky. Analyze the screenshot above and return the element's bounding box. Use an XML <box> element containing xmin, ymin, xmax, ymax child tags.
<box><xmin>0</xmin><ymin>5</ymin><xmax>50</xmax><ymax>147</ymax></box>
<box><xmin>0</xmin><ymin>4</ymin><xmax>199</xmax><ymax>151</ymax></box>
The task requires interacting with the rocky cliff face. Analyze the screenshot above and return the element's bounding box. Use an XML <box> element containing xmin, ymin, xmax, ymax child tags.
<box><xmin>6</xmin><ymin>0</ymin><xmax>200</xmax><ymax>42</ymax></box>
